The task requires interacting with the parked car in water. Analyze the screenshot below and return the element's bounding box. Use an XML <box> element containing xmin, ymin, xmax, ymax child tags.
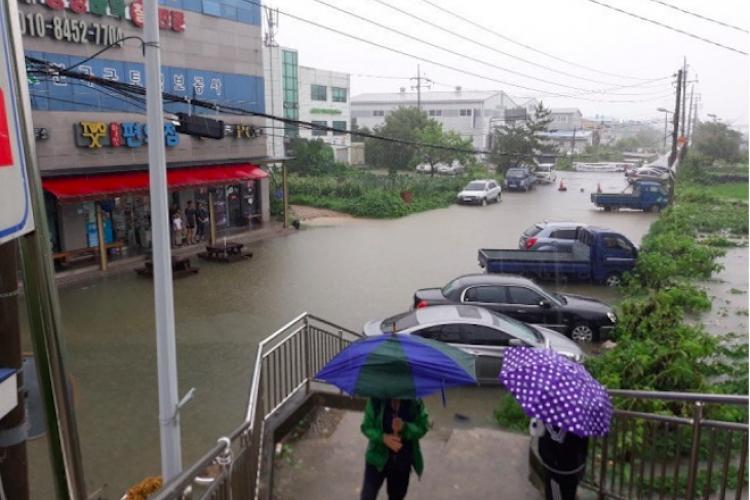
<box><xmin>437</xmin><ymin>160</ymin><xmax>465</xmax><ymax>175</ymax></box>
<box><xmin>591</xmin><ymin>180</ymin><xmax>668</xmax><ymax>212</ymax></box>
<box><xmin>627</xmin><ymin>167</ymin><xmax>671</xmax><ymax>184</ymax></box>
<box><xmin>457</xmin><ymin>179</ymin><xmax>502</xmax><ymax>205</ymax></box>
<box><xmin>412</xmin><ymin>274</ymin><xmax>617</xmax><ymax>342</ymax></box>
<box><xmin>519</xmin><ymin>221</ymin><xmax>587</xmax><ymax>252</ymax></box>
<box><xmin>415</xmin><ymin>163</ymin><xmax>434</xmax><ymax>174</ymax></box>
<box><xmin>504</xmin><ymin>167</ymin><xmax>536</xmax><ymax>191</ymax></box>
<box><xmin>479</xmin><ymin>226</ymin><xmax>638</xmax><ymax>286</ymax></box>
<box><xmin>534</xmin><ymin>164</ymin><xmax>557</xmax><ymax>184</ymax></box>
<box><xmin>363</xmin><ymin>305</ymin><xmax>583</xmax><ymax>383</ymax></box>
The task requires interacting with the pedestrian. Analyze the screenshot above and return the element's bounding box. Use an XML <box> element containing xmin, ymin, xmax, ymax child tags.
<box><xmin>196</xmin><ymin>202</ymin><xmax>209</xmax><ymax>242</ymax></box>
<box><xmin>360</xmin><ymin>398</ymin><xmax>429</xmax><ymax>500</ymax></box>
<box><xmin>184</xmin><ymin>200</ymin><xmax>196</xmax><ymax>245</ymax></box>
<box><xmin>172</xmin><ymin>209</ymin><xmax>183</xmax><ymax>247</ymax></box>
<box><xmin>530</xmin><ymin>418</ymin><xmax>589</xmax><ymax>500</ymax></box>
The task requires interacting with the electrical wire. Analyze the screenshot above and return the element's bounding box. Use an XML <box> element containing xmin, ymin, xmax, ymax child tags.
<box><xmin>66</xmin><ymin>36</ymin><xmax>149</xmax><ymax>72</ymax></box>
<box><xmin>370</xmin><ymin>0</ymin><xmax>628</xmax><ymax>87</ymax></box>
<box><xmin>415</xmin><ymin>0</ymin><xmax>656</xmax><ymax>81</ymax></box>
<box><xmin>643</xmin><ymin>0</ymin><xmax>748</xmax><ymax>34</ymax></box>
<box><xmin>238</xmin><ymin>0</ymin><xmax>670</xmax><ymax>102</ymax></box>
<box><xmin>585</xmin><ymin>0</ymin><xmax>748</xmax><ymax>56</ymax></box>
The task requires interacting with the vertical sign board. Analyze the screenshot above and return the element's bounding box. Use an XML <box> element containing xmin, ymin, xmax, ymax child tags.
<box><xmin>0</xmin><ymin>4</ymin><xmax>34</xmax><ymax>245</ymax></box>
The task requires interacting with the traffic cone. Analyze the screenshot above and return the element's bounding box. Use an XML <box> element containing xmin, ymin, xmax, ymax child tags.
<box><xmin>597</xmin><ymin>183</ymin><xmax>602</xmax><ymax>193</ymax></box>
<box><xmin>558</xmin><ymin>180</ymin><xmax>567</xmax><ymax>192</ymax></box>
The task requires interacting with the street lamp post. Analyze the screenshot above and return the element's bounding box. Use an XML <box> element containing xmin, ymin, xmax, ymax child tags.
<box><xmin>657</xmin><ymin>107</ymin><xmax>673</xmax><ymax>152</ymax></box>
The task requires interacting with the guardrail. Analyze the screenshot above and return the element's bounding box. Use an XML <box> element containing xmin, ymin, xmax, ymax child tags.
<box><xmin>152</xmin><ymin>313</ymin><xmax>361</xmax><ymax>500</ymax></box>
<box><xmin>582</xmin><ymin>390</ymin><xmax>749</xmax><ymax>500</ymax></box>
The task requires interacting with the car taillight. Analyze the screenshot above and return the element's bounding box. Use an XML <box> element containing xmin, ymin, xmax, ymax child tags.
<box><xmin>416</xmin><ymin>300</ymin><xmax>429</xmax><ymax>309</ymax></box>
<box><xmin>525</xmin><ymin>237</ymin><xmax>537</xmax><ymax>249</ymax></box>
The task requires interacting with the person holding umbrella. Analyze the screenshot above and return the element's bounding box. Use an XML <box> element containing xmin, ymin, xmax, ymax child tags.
<box><xmin>359</xmin><ymin>398</ymin><xmax>428</xmax><ymax>500</ymax></box>
<box><xmin>315</xmin><ymin>332</ymin><xmax>477</xmax><ymax>500</ymax></box>
<box><xmin>499</xmin><ymin>347</ymin><xmax>612</xmax><ymax>500</ymax></box>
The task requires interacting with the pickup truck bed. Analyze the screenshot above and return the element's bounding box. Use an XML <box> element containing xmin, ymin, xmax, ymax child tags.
<box><xmin>479</xmin><ymin>249</ymin><xmax>582</xmax><ymax>263</ymax></box>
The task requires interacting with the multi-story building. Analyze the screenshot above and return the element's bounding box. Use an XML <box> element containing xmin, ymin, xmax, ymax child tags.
<box><xmin>264</xmin><ymin>46</ymin><xmax>351</xmax><ymax>163</ymax></box>
<box><xmin>549</xmin><ymin>108</ymin><xmax>583</xmax><ymax>131</ymax></box>
<box><xmin>351</xmin><ymin>88</ymin><xmax>518</xmax><ymax>151</ymax></box>
<box><xmin>20</xmin><ymin>0</ymin><xmax>269</xmax><ymax>267</ymax></box>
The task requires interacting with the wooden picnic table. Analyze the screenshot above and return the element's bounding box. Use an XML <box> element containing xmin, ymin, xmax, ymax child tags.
<box><xmin>198</xmin><ymin>241</ymin><xmax>253</xmax><ymax>263</ymax></box>
<box><xmin>136</xmin><ymin>255</ymin><xmax>198</xmax><ymax>277</ymax></box>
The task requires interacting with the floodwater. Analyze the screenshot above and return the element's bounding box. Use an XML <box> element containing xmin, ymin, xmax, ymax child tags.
<box><xmin>25</xmin><ymin>171</ymin><xmax>666</xmax><ymax>498</ymax></box>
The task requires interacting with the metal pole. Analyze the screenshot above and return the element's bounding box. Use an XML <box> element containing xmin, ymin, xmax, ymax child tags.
<box><xmin>685</xmin><ymin>402</ymin><xmax>704</xmax><ymax>499</ymax></box>
<box><xmin>669</xmin><ymin>69</ymin><xmax>682</xmax><ymax>168</ymax></box>
<box><xmin>282</xmin><ymin>163</ymin><xmax>288</xmax><ymax>229</ymax></box>
<box><xmin>95</xmin><ymin>203</ymin><xmax>107</xmax><ymax>271</ymax></box>
<box><xmin>144</xmin><ymin>0</ymin><xmax>182</xmax><ymax>481</ymax></box>
<box><xmin>681</xmin><ymin>58</ymin><xmax>687</xmax><ymax>137</ymax></box>
<box><xmin>0</xmin><ymin>241</ymin><xmax>29</xmax><ymax>500</ymax></box>
<box><xmin>208</xmin><ymin>191</ymin><xmax>216</xmax><ymax>245</ymax></box>
<box><xmin>4</xmin><ymin>0</ymin><xmax>87</xmax><ymax>496</ymax></box>
<box><xmin>663</xmin><ymin>113</ymin><xmax>668</xmax><ymax>150</ymax></box>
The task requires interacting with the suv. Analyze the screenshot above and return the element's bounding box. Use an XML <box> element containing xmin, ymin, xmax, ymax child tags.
<box><xmin>504</xmin><ymin>167</ymin><xmax>536</xmax><ymax>191</ymax></box>
<box><xmin>519</xmin><ymin>221</ymin><xmax>586</xmax><ymax>252</ymax></box>
<box><xmin>457</xmin><ymin>179</ymin><xmax>502</xmax><ymax>205</ymax></box>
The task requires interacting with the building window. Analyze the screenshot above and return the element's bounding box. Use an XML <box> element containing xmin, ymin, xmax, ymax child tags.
<box><xmin>311</xmin><ymin>120</ymin><xmax>327</xmax><ymax>136</ymax></box>
<box><xmin>459</xmin><ymin>109</ymin><xmax>472</xmax><ymax>116</ymax></box>
<box><xmin>311</xmin><ymin>85</ymin><xmax>327</xmax><ymax>101</ymax></box>
<box><xmin>332</xmin><ymin>87</ymin><xmax>347</xmax><ymax>103</ymax></box>
<box><xmin>373</xmin><ymin>110</ymin><xmax>385</xmax><ymax>117</ymax></box>
<box><xmin>282</xmin><ymin>50</ymin><xmax>299</xmax><ymax>137</ymax></box>
<box><xmin>332</xmin><ymin>120</ymin><xmax>347</xmax><ymax>136</ymax></box>
<box><xmin>428</xmin><ymin>109</ymin><xmax>442</xmax><ymax>117</ymax></box>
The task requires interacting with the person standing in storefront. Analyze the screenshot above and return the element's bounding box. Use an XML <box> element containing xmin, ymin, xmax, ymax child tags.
<box><xmin>185</xmin><ymin>200</ymin><xmax>197</xmax><ymax>245</ymax></box>
<box><xmin>172</xmin><ymin>209</ymin><xmax>184</xmax><ymax>247</ymax></box>
<box><xmin>196</xmin><ymin>202</ymin><xmax>209</xmax><ymax>242</ymax></box>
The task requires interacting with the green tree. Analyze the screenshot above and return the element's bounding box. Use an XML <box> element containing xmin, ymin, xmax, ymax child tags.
<box><xmin>286</xmin><ymin>138</ymin><xmax>343</xmax><ymax>176</ymax></box>
<box><xmin>414</xmin><ymin>121</ymin><xmax>473</xmax><ymax>176</ymax></box>
<box><xmin>364</xmin><ymin>107</ymin><xmax>430</xmax><ymax>172</ymax></box>
<box><xmin>490</xmin><ymin>102</ymin><xmax>554</xmax><ymax>174</ymax></box>
<box><xmin>692</xmin><ymin>121</ymin><xmax>746</xmax><ymax>163</ymax></box>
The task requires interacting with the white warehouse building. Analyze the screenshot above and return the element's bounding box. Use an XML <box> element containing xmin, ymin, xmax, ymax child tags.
<box><xmin>351</xmin><ymin>88</ymin><xmax>519</xmax><ymax>151</ymax></box>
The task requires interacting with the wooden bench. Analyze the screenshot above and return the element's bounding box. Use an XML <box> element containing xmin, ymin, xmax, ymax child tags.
<box><xmin>198</xmin><ymin>241</ymin><xmax>253</xmax><ymax>263</ymax></box>
<box><xmin>52</xmin><ymin>241</ymin><xmax>125</xmax><ymax>267</ymax></box>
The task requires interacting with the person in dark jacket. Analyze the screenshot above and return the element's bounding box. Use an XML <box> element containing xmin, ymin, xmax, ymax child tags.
<box><xmin>360</xmin><ymin>398</ymin><xmax>429</xmax><ymax>500</ymax></box>
<box><xmin>530</xmin><ymin>418</ymin><xmax>589</xmax><ymax>500</ymax></box>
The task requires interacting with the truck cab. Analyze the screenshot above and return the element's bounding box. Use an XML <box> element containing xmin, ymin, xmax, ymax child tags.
<box><xmin>591</xmin><ymin>180</ymin><xmax>668</xmax><ymax>212</ymax></box>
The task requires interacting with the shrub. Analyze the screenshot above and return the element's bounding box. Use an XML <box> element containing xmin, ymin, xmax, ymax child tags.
<box><xmin>493</xmin><ymin>392</ymin><xmax>530</xmax><ymax>433</ymax></box>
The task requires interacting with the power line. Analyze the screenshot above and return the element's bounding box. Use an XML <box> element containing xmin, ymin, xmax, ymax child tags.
<box><xmin>415</xmin><ymin>0</ymin><xmax>656</xmax><ymax>81</ymax></box>
<box><xmin>643</xmin><ymin>0</ymin><xmax>748</xmax><ymax>34</ymax></box>
<box><xmin>239</xmin><ymin>0</ymin><xmax>669</xmax><ymax>102</ymax></box>
<box><xmin>369</xmin><ymin>0</ymin><xmax>625</xmax><ymax>87</ymax></box>
<box><xmin>585</xmin><ymin>0</ymin><xmax>748</xmax><ymax>56</ymax></box>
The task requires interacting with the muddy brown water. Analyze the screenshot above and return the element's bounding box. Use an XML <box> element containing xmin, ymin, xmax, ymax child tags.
<box><xmin>22</xmin><ymin>171</ymin><xmax>689</xmax><ymax>497</ymax></box>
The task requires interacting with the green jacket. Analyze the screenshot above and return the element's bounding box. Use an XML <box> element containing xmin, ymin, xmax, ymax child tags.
<box><xmin>360</xmin><ymin>399</ymin><xmax>429</xmax><ymax>476</ymax></box>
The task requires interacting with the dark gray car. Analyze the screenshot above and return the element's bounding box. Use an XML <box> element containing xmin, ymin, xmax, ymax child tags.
<box><xmin>519</xmin><ymin>221</ymin><xmax>587</xmax><ymax>252</ymax></box>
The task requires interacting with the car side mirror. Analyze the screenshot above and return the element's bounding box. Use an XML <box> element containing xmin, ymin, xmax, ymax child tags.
<box><xmin>508</xmin><ymin>339</ymin><xmax>525</xmax><ymax>347</ymax></box>
<box><xmin>539</xmin><ymin>300</ymin><xmax>552</xmax><ymax>308</ymax></box>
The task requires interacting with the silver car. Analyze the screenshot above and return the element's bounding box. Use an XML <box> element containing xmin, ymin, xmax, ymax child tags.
<box><xmin>363</xmin><ymin>305</ymin><xmax>583</xmax><ymax>384</ymax></box>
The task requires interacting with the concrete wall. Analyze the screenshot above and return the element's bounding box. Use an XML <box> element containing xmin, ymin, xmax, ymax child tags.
<box><xmin>21</xmin><ymin>4</ymin><xmax>267</xmax><ymax>173</ymax></box>
<box><xmin>298</xmin><ymin>66</ymin><xmax>351</xmax><ymax>149</ymax></box>
<box><xmin>263</xmin><ymin>45</ymin><xmax>286</xmax><ymax>160</ymax></box>
<box><xmin>549</xmin><ymin>110</ymin><xmax>583</xmax><ymax>131</ymax></box>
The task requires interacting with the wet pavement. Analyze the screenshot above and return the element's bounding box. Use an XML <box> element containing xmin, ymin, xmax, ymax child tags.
<box><xmin>23</xmin><ymin>171</ymin><xmax>669</xmax><ymax>497</ymax></box>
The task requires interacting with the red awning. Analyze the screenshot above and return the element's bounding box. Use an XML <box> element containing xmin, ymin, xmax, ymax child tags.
<box><xmin>43</xmin><ymin>164</ymin><xmax>268</xmax><ymax>202</ymax></box>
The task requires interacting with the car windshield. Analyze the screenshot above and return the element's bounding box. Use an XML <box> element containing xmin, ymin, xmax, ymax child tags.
<box><xmin>490</xmin><ymin>312</ymin><xmax>543</xmax><ymax>344</ymax></box>
<box><xmin>380</xmin><ymin>311</ymin><xmax>419</xmax><ymax>332</ymax></box>
<box><xmin>550</xmin><ymin>292</ymin><xmax>567</xmax><ymax>304</ymax></box>
<box><xmin>465</xmin><ymin>182</ymin><xmax>486</xmax><ymax>190</ymax></box>
<box><xmin>537</xmin><ymin>166</ymin><xmax>551</xmax><ymax>172</ymax></box>
<box><xmin>523</xmin><ymin>224</ymin><xmax>543</xmax><ymax>237</ymax></box>
<box><xmin>507</xmin><ymin>170</ymin><xmax>526</xmax><ymax>178</ymax></box>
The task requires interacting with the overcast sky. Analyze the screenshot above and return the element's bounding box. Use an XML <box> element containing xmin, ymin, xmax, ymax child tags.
<box><xmin>264</xmin><ymin>0</ymin><xmax>748</xmax><ymax>129</ymax></box>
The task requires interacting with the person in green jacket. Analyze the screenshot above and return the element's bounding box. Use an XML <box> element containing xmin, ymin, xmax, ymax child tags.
<box><xmin>360</xmin><ymin>398</ymin><xmax>429</xmax><ymax>500</ymax></box>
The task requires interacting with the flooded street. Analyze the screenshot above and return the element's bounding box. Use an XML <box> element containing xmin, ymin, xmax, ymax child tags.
<box><xmin>25</xmin><ymin>171</ymin><xmax>664</xmax><ymax>497</ymax></box>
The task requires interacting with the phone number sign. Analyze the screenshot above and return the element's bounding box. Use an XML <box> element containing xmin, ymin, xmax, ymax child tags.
<box><xmin>0</xmin><ymin>2</ymin><xmax>35</xmax><ymax>244</ymax></box>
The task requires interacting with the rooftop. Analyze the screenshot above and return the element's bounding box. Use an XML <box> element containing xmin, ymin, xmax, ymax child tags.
<box><xmin>352</xmin><ymin>90</ymin><xmax>505</xmax><ymax>105</ymax></box>
<box><xmin>550</xmin><ymin>108</ymin><xmax>583</xmax><ymax>115</ymax></box>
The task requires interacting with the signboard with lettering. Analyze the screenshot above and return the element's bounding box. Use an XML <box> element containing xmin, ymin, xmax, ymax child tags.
<box><xmin>18</xmin><ymin>0</ymin><xmax>185</xmax><ymax>48</ymax></box>
<box><xmin>74</xmin><ymin>120</ymin><xmax>179</xmax><ymax>148</ymax></box>
<box><xmin>0</xmin><ymin>2</ymin><xmax>35</xmax><ymax>244</ymax></box>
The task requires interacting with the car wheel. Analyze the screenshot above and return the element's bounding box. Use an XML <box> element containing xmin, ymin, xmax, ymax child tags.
<box><xmin>570</xmin><ymin>324</ymin><xmax>595</xmax><ymax>343</ymax></box>
<box><xmin>605</xmin><ymin>274</ymin><xmax>622</xmax><ymax>287</ymax></box>
<box><xmin>481</xmin><ymin>198</ymin><xmax>487</xmax><ymax>206</ymax></box>
<box><xmin>603</xmin><ymin>207</ymin><xmax>612</xmax><ymax>212</ymax></box>
<box><xmin>649</xmin><ymin>204</ymin><xmax>661</xmax><ymax>213</ymax></box>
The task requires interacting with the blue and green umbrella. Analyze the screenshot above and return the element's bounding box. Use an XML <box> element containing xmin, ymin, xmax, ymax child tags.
<box><xmin>315</xmin><ymin>334</ymin><xmax>477</xmax><ymax>399</ymax></box>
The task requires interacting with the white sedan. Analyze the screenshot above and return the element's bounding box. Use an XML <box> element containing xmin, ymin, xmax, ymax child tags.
<box><xmin>457</xmin><ymin>179</ymin><xmax>502</xmax><ymax>205</ymax></box>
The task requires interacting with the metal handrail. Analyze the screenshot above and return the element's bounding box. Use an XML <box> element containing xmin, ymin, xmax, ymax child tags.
<box><xmin>608</xmin><ymin>389</ymin><xmax>749</xmax><ymax>405</ymax></box>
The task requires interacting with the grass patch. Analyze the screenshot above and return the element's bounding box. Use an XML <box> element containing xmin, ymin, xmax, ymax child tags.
<box><xmin>683</xmin><ymin>182</ymin><xmax>748</xmax><ymax>201</ymax></box>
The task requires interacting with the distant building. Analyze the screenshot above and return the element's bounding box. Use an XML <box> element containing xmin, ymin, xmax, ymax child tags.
<box><xmin>549</xmin><ymin>108</ymin><xmax>583</xmax><ymax>131</ymax></box>
<box><xmin>264</xmin><ymin>47</ymin><xmax>352</xmax><ymax>163</ymax></box>
<box><xmin>352</xmin><ymin>88</ymin><xmax>519</xmax><ymax>151</ymax></box>
<box><xmin>541</xmin><ymin>130</ymin><xmax>594</xmax><ymax>154</ymax></box>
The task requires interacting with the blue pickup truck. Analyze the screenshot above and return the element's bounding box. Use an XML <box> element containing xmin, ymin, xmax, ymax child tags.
<box><xmin>591</xmin><ymin>180</ymin><xmax>668</xmax><ymax>212</ymax></box>
<box><xmin>478</xmin><ymin>227</ymin><xmax>638</xmax><ymax>286</ymax></box>
<box><xmin>504</xmin><ymin>167</ymin><xmax>536</xmax><ymax>192</ymax></box>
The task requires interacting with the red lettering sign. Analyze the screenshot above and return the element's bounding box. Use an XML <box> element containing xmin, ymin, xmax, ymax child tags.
<box><xmin>68</xmin><ymin>0</ymin><xmax>87</xmax><ymax>14</ymax></box>
<box><xmin>45</xmin><ymin>0</ymin><xmax>65</xmax><ymax>10</ymax></box>
<box><xmin>0</xmin><ymin>90</ymin><xmax>13</xmax><ymax>167</ymax></box>
<box><xmin>170</xmin><ymin>10</ymin><xmax>185</xmax><ymax>32</ymax></box>
<box><xmin>109</xmin><ymin>123</ymin><xmax>123</xmax><ymax>147</ymax></box>
<box><xmin>129</xmin><ymin>1</ymin><xmax>144</xmax><ymax>28</ymax></box>
<box><xmin>158</xmin><ymin>8</ymin><xmax>171</xmax><ymax>29</ymax></box>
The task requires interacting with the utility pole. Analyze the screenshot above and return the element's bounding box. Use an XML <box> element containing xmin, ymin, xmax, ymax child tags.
<box><xmin>669</xmin><ymin>68</ymin><xmax>683</xmax><ymax>167</ymax></box>
<box><xmin>0</xmin><ymin>241</ymin><xmax>28</xmax><ymax>500</ymax></box>
<box><xmin>681</xmin><ymin>57</ymin><xmax>688</xmax><ymax>137</ymax></box>
<box><xmin>264</xmin><ymin>7</ymin><xmax>279</xmax><ymax>158</ymax></box>
<box><xmin>410</xmin><ymin>64</ymin><xmax>432</xmax><ymax>111</ymax></box>
<box><xmin>686</xmin><ymin>84</ymin><xmax>695</xmax><ymax>144</ymax></box>
<box><xmin>144</xmin><ymin>0</ymin><xmax>183</xmax><ymax>482</ymax></box>
<box><xmin>571</xmin><ymin>127</ymin><xmax>577</xmax><ymax>155</ymax></box>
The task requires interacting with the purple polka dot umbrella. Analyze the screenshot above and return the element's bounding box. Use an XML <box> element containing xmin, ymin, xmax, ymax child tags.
<box><xmin>499</xmin><ymin>347</ymin><xmax>612</xmax><ymax>437</ymax></box>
